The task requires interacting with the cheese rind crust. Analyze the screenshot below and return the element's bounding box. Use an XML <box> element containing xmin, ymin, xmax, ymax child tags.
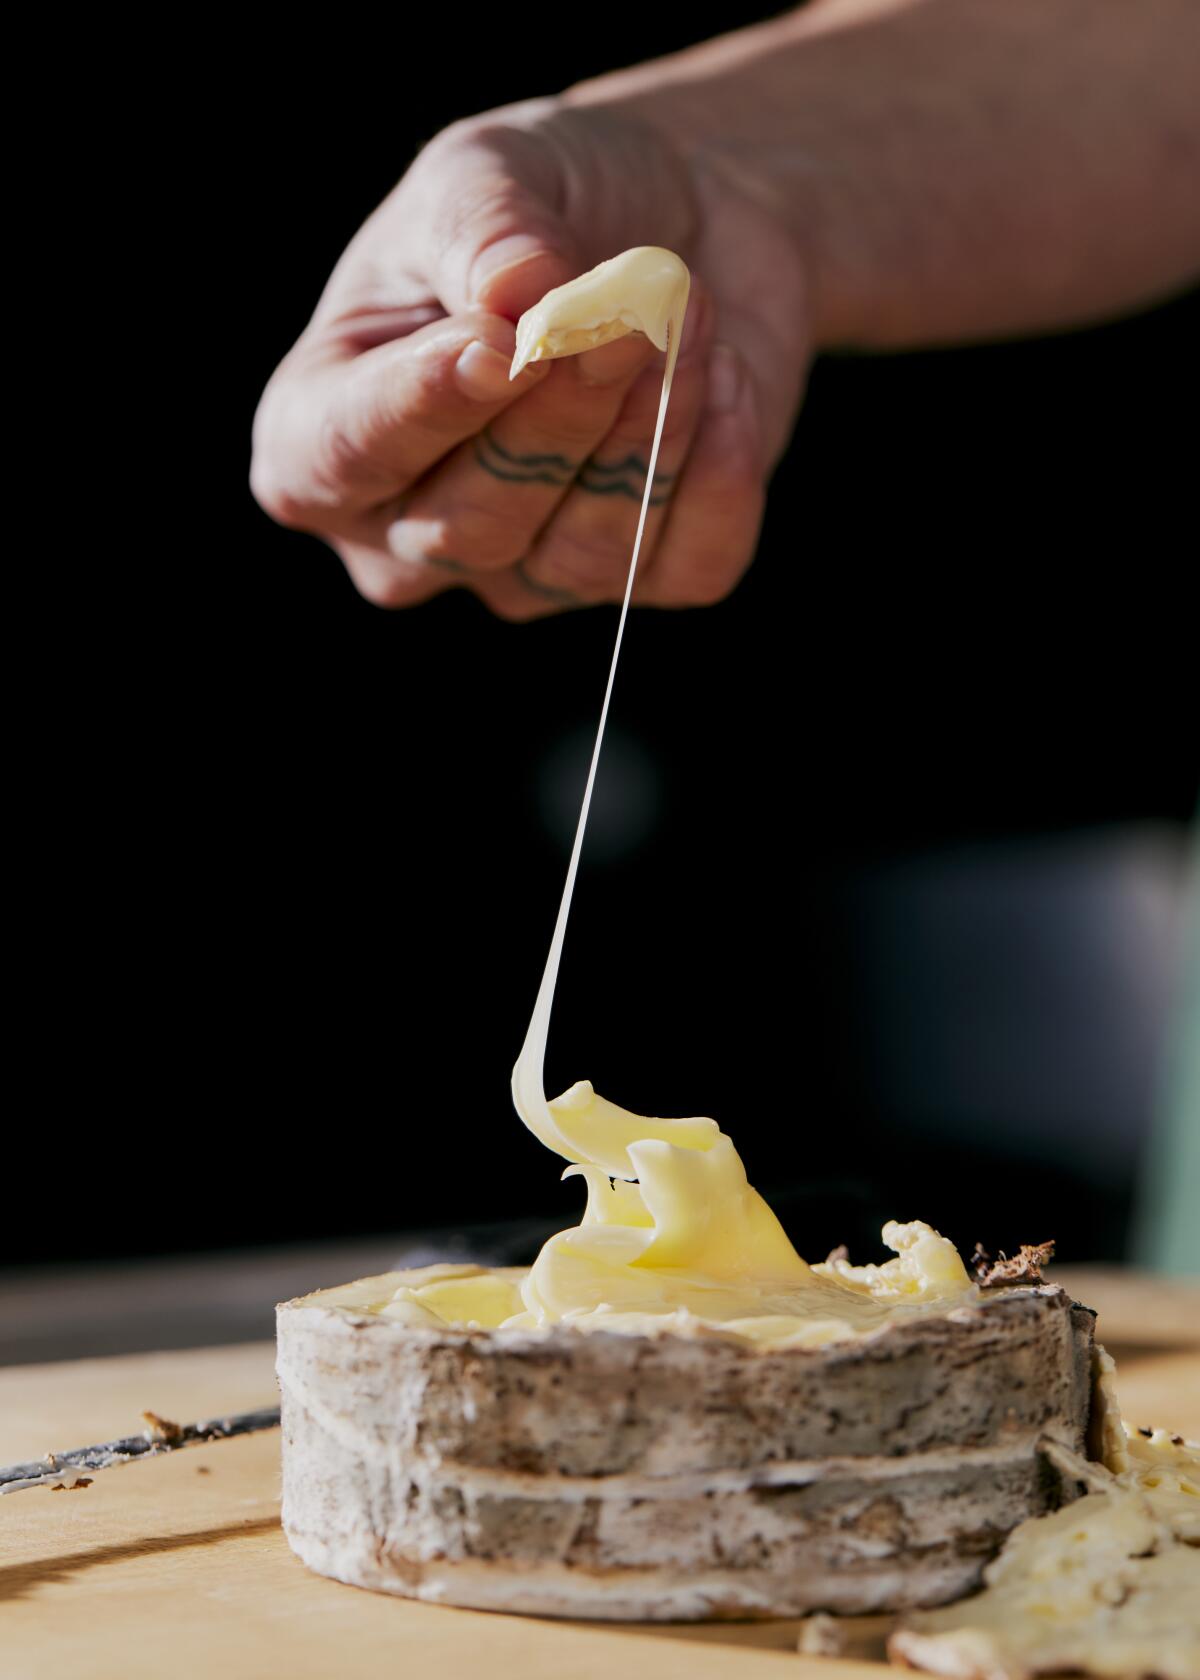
<box><xmin>276</xmin><ymin>1271</ymin><xmax>1094</xmax><ymax>1620</ymax></box>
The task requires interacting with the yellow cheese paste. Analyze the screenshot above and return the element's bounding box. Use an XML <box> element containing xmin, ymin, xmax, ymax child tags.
<box><xmin>505</xmin><ymin>248</ymin><xmax>973</xmax><ymax>1346</ymax></box>
<box><xmin>509</xmin><ymin>246</ymin><xmax>691</xmax><ymax>378</ymax></box>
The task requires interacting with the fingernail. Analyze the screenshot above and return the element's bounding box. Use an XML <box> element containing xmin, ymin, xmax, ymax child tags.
<box><xmin>470</xmin><ymin>235</ymin><xmax>556</xmax><ymax>299</ymax></box>
<box><xmin>707</xmin><ymin>344</ymin><xmax>743</xmax><ymax>413</ymax></box>
<box><xmin>455</xmin><ymin>340</ymin><xmax>513</xmax><ymax>401</ymax></box>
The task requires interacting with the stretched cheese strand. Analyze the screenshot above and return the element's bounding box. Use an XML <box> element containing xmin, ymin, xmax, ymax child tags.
<box><xmin>505</xmin><ymin>247</ymin><xmax>972</xmax><ymax>1341</ymax></box>
<box><xmin>510</xmin><ymin>247</ymin><xmax>705</xmax><ymax>1179</ymax></box>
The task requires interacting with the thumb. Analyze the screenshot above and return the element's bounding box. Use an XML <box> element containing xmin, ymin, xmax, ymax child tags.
<box><xmin>418</xmin><ymin>126</ymin><xmax>580</xmax><ymax>322</ymax></box>
<box><xmin>469</xmin><ymin>231</ymin><xmax>576</xmax><ymax>323</ymax></box>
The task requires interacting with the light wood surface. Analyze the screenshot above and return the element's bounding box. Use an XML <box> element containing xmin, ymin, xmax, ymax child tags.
<box><xmin>1052</xmin><ymin>1266</ymin><xmax>1200</xmax><ymax>1349</ymax></box>
<box><xmin>2</xmin><ymin>1276</ymin><xmax>1197</xmax><ymax>1680</ymax></box>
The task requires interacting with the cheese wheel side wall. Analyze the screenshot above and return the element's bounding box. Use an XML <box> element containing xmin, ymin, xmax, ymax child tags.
<box><xmin>275</xmin><ymin>1282</ymin><xmax>1095</xmax><ymax>1621</ymax></box>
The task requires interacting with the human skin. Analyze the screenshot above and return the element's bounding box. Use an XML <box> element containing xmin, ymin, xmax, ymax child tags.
<box><xmin>251</xmin><ymin>0</ymin><xmax>1200</xmax><ymax>618</ymax></box>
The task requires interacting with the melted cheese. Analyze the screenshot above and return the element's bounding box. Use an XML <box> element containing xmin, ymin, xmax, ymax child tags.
<box><xmin>509</xmin><ymin>246</ymin><xmax>690</xmax><ymax>379</ymax></box>
<box><xmin>314</xmin><ymin>1265</ymin><xmax>527</xmax><ymax>1330</ymax></box>
<box><xmin>499</xmin><ymin>1082</ymin><xmax>972</xmax><ymax>1343</ymax></box>
<box><xmin>319</xmin><ymin>1219</ymin><xmax>975</xmax><ymax>1346</ymax></box>
<box><xmin>499</xmin><ymin>249</ymin><xmax>975</xmax><ymax>1346</ymax></box>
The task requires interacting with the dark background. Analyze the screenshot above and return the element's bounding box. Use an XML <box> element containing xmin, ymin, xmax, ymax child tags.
<box><xmin>10</xmin><ymin>9</ymin><xmax>1196</xmax><ymax>1280</ymax></box>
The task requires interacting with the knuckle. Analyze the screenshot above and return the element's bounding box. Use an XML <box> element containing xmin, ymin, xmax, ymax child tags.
<box><xmin>421</xmin><ymin>115</ymin><xmax>484</xmax><ymax>163</ymax></box>
<box><xmin>661</xmin><ymin>404</ymin><xmax>698</xmax><ymax>453</ymax></box>
<box><xmin>313</xmin><ymin>404</ymin><xmax>368</xmax><ymax>497</ymax></box>
<box><xmin>680</xmin><ymin>567</ymin><xmax>737</xmax><ymax>607</ymax></box>
<box><xmin>344</xmin><ymin>554</ymin><xmax>416</xmax><ymax>610</ymax></box>
<box><xmin>488</xmin><ymin>593</ymin><xmax>539</xmax><ymax>623</ymax></box>
<box><xmin>315</xmin><ymin>377</ymin><xmax>401</xmax><ymax>499</ymax></box>
<box><xmin>448</xmin><ymin>504</ymin><xmax>527</xmax><ymax>569</ymax></box>
<box><xmin>249</xmin><ymin>455</ymin><xmax>311</xmax><ymax>530</ymax></box>
<box><xmin>402</xmin><ymin>496</ymin><xmax>525</xmax><ymax>572</ymax></box>
<box><xmin>605</xmin><ymin>406</ymin><xmax>686</xmax><ymax>464</ymax></box>
<box><xmin>720</xmin><ymin>451</ymin><xmax>764</xmax><ymax>495</ymax></box>
<box><xmin>669</xmin><ymin>507</ymin><xmax>762</xmax><ymax>606</ymax></box>
<box><xmin>535</xmin><ymin>527</ymin><xmax>624</xmax><ymax>595</ymax></box>
<box><xmin>250</xmin><ymin>384</ymin><xmax>373</xmax><ymax>530</ymax></box>
<box><xmin>430</xmin><ymin>171</ymin><xmax>523</xmax><ymax>262</ymax></box>
<box><xmin>356</xmin><ymin>574</ymin><xmax>408</xmax><ymax>609</ymax></box>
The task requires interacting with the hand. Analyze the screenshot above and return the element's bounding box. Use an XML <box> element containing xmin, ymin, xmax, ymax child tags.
<box><xmin>251</xmin><ymin>99</ymin><xmax>812</xmax><ymax>617</ymax></box>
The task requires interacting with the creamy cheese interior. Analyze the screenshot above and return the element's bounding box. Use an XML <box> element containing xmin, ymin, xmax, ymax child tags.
<box><xmin>509</xmin><ymin>246</ymin><xmax>690</xmax><ymax>379</ymax></box>
<box><xmin>319</xmin><ymin>1210</ymin><xmax>975</xmax><ymax>1347</ymax></box>
<box><xmin>505</xmin><ymin>1081</ymin><xmax>974</xmax><ymax>1343</ymax></box>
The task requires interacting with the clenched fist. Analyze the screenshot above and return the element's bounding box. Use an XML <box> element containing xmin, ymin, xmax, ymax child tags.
<box><xmin>251</xmin><ymin>98</ymin><xmax>811</xmax><ymax>617</ymax></box>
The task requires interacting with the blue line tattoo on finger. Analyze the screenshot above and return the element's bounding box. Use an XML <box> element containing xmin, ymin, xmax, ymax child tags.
<box><xmin>579</xmin><ymin>452</ymin><xmax>676</xmax><ymax>504</ymax></box>
<box><xmin>472</xmin><ymin>428</ymin><xmax>677</xmax><ymax>506</ymax></box>
<box><xmin>474</xmin><ymin>429</ymin><xmax>577</xmax><ymax>486</ymax></box>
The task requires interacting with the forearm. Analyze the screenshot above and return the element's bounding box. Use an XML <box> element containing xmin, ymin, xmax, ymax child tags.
<box><xmin>566</xmin><ymin>0</ymin><xmax>1200</xmax><ymax>350</ymax></box>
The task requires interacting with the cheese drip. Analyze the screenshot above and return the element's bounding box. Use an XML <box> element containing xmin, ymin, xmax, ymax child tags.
<box><xmin>502</xmin><ymin>249</ymin><xmax>974</xmax><ymax>1345</ymax></box>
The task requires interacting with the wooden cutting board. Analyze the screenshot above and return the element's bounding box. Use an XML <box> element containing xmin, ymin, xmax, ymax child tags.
<box><xmin>3</xmin><ymin>1283</ymin><xmax>1197</xmax><ymax>1680</ymax></box>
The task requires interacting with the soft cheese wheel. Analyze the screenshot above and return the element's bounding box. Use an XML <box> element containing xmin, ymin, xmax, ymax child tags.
<box><xmin>275</xmin><ymin>249</ymin><xmax>1096</xmax><ymax>1624</ymax></box>
<box><xmin>277</xmin><ymin>1268</ymin><xmax>1095</xmax><ymax>1621</ymax></box>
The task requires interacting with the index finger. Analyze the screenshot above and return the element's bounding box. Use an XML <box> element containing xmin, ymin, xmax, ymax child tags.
<box><xmin>251</xmin><ymin>308</ymin><xmax>552</xmax><ymax>531</ymax></box>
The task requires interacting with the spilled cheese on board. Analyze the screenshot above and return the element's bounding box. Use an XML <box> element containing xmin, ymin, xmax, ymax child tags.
<box><xmin>891</xmin><ymin>1418</ymin><xmax>1200</xmax><ymax>1679</ymax></box>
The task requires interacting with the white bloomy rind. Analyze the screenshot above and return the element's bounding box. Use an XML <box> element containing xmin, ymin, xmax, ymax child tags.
<box><xmin>277</xmin><ymin>1269</ymin><xmax>1095</xmax><ymax>1621</ymax></box>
